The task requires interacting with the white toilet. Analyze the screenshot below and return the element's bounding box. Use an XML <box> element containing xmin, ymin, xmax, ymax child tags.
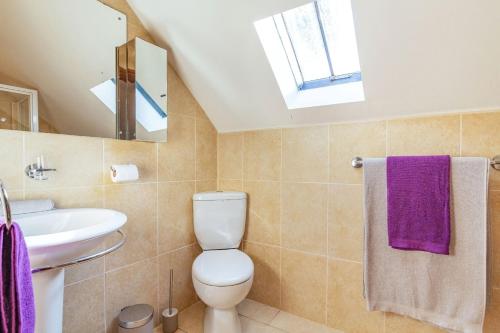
<box><xmin>192</xmin><ymin>191</ymin><xmax>254</xmax><ymax>333</ymax></box>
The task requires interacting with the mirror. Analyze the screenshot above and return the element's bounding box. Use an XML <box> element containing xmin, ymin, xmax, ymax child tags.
<box><xmin>114</xmin><ymin>38</ymin><xmax>168</xmax><ymax>142</ymax></box>
<box><xmin>0</xmin><ymin>0</ymin><xmax>168</xmax><ymax>142</ymax></box>
<box><xmin>0</xmin><ymin>84</ymin><xmax>38</xmax><ymax>132</ymax></box>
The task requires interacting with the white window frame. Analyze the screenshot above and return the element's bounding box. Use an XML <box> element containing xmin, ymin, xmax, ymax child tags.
<box><xmin>255</xmin><ymin>15</ymin><xmax>364</xmax><ymax>109</ymax></box>
<box><xmin>0</xmin><ymin>83</ymin><xmax>39</xmax><ymax>131</ymax></box>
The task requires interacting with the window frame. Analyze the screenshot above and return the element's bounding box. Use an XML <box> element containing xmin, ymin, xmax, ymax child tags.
<box><xmin>275</xmin><ymin>0</ymin><xmax>361</xmax><ymax>91</ymax></box>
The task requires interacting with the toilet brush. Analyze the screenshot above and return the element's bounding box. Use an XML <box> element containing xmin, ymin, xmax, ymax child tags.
<box><xmin>162</xmin><ymin>269</ymin><xmax>178</xmax><ymax>333</ymax></box>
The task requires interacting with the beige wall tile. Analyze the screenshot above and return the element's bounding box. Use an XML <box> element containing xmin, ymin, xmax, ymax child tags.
<box><xmin>167</xmin><ymin>68</ymin><xmax>198</xmax><ymax>117</ymax></box>
<box><xmin>103</xmin><ymin>139</ymin><xmax>157</xmax><ymax>184</ymax></box>
<box><xmin>25</xmin><ymin>132</ymin><xmax>102</xmax><ymax>188</ymax></box>
<box><xmin>63</xmin><ymin>276</ymin><xmax>105</xmax><ymax>333</ymax></box>
<box><xmin>328</xmin><ymin>184</ymin><xmax>363</xmax><ymax>262</ymax></box>
<box><xmin>0</xmin><ymin>130</ymin><xmax>23</xmax><ymax>190</ymax></box>
<box><xmin>196</xmin><ymin>118</ymin><xmax>217</xmax><ymax>180</ymax></box>
<box><xmin>195</xmin><ymin>180</ymin><xmax>217</xmax><ymax>193</ymax></box>
<box><xmin>330</xmin><ymin>121</ymin><xmax>386</xmax><ymax>184</ymax></box>
<box><xmin>104</xmin><ymin>183</ymin><xmax>157</xmax><ymax>271</ymax></box>
<box><xmin>281</xmin><ymin>249</ymin><xmax>327</xmax><ymax>323</ymax></box>
<box><xmin>218</xmin><ymin>179</ymin><xmax>243</xmax><ymax>191</ymax></box>
<box><xmin>385</xmin><ymin>313</ymin><xmax>446</xmax><ymax>333</ymax></box>
<box><xmin>387</xmin><ymin>115</ymin><xmax>460</xmax><ymax>156</ymax></box>
<box><xmin>491</xmin><ymin>191</ymin><xmax>500</xmax><ymax>288</ymax></box>
<box><xmin>105</xmin><ymin>258</ymin><xmax>158</xmax><ymax>333</ymax></box>
<box><xmin>484</xmin><ymin>287</ymin><xmax>500</xmax><ymax>333</ymax></box>
<box><xmin>243</xmin><ymin>130</ymin><xmax>281</xmax><ymax>181</ymax></box>
<box><xmin>282</xmin><ymin>183</ymin><xmax>327</xmax><ymax>255</ymax></box>
<box><xmin>282</xmin><ymin>126</ymin><xmax>328</xmax><ymax>183</ymax></box>
<box><xmin>327</xmin><ymin>259</ymin><xmax>384</xmax><ymax>333</ymax></box>
<box><xmin>244</xmin><ymin>181</ymin><xmax>280</xmax><ymax>246</ymax></box>
<box><xmin>218</xmin><ymin>133</ymin><xmax>243</xmax><ymax>180</ymax></box>
<box><xmin>158</xmin><ymin>181</ymin><xmax>196</xmax><ymax>254</ymax></box>
<box><xmin>159</xmin><ymin>245</ymin><xmax>199</xmax><ymax>312</ymax></box>
<box><xmin>65</xmin><ymin>257</ymin><xmax>104</xmax><ymax>286</ymax></box>
<box><xmin>25</xmin><ymin>186</ymin><xmax>104</xmax><ymax>208</ymax></box>
<box><xmin>462</xmin><ymin>112</ymin><xmax>500</xmax><ymax>190</ymax></box>
<box><xmin>244</xmin><ymin>241</ymin><xmax>281</xmax><ymax>308</ymax></box>
<box><xmin>158</xmin><ymin>114</ymin><xmax>195</xmax><ymax>181</ymax></box>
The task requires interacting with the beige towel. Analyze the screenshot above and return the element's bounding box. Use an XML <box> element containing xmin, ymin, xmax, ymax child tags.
<box><xmin>363</xmin><ymin>157</ymin><xmax>488</xmax><ymax>333</ymax></box>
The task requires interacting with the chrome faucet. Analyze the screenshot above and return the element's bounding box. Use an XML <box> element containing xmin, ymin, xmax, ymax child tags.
<box><xmin>25</xmin><ymin>155</ymin><xmax>56</xmax><ymax>180</ymax></box>
<box><xmin>0</xmin><ymin>180</ymin><xmax>12</xmax><ymax>230</ymax></box>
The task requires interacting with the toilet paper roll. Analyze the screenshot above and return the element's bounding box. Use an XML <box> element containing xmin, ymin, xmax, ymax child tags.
<box><xmin>110</xmin><ymin>164</ymin><xmax>139</xmax><ymax>183</ymax></box>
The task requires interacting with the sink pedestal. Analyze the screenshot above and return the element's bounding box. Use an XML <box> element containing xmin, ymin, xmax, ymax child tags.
<box><xmin>32</xmin><ymin>269</ymin><xmax>64</xmax><ymax>333</ymax></box>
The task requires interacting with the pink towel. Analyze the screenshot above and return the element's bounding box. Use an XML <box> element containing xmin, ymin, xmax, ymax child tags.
<box><xmin>387</xmin><ymin>155</ymin><xmax>451</xmax><ymax>254</ymax></box>
<box><xmin>0</xmin><ymin>222</ymin><xmax>35</xmax><ymax>333</ymax></box>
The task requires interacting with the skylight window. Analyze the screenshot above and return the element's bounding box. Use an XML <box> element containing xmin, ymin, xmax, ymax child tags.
<box><xmin>255</xmin><ymin>0</ymin><xmax>364</xmax><ymax>108</ymax></box>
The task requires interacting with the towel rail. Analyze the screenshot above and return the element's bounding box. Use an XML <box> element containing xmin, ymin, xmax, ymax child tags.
<box><xmin>31</xmin><ymin>229</ymin><xmax>126</xmax><ymax>274</ymax></box>
<box><xmin>0</xmin><ymin>180</ymin><xmax>12</xmax><ymax>230</ymax></box>
<box><xmin>351</xmin><ymin>155</ymin><xmax>500</xmax><ymax>170</ymax></box>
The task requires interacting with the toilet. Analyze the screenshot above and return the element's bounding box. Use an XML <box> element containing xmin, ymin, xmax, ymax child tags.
<box><xmin>192</xmin><ymin>191</ymin><xmax>254</xmax><ymax>333</ymax></box>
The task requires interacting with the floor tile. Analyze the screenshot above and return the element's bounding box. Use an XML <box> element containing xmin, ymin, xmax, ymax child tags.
<box><xmin>237</xmin><ymin>299</ymin><xmax>280</xmax><ymax>324</ymax></box>
<box><xmin>270</xmin><ymin>311</ymin><xmax>342</xmax><ymax>333</ymax></box>
<box><xmin>178</xmin><ymin>302</ymin><xmax>205</xmax><ymax>333</ymax></box>
<box><xmin>240</xmin><ymin>316</ymin><xmax>286</xmax><ymax>333</ymax></box>
<box><xmin>177</xmin><ymin>299</ymin><xmax>341</xmax><ymax>333</ymax></box>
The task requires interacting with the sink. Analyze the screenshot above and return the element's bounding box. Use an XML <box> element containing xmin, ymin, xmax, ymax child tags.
<box><xmin>16</xmin><ymin>208</ymin><xmax>126</xmax><ymax>270</ymax></box>
<box><xmin>13</xmin><ymin>208</ymin><xmax>127</xmax><ymax>333</ymax></box>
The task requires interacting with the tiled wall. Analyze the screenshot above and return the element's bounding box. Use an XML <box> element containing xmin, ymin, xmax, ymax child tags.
<box><xmin>0</xmin><ymin>64</ymin><xmax>216</xmax><ymax>332</ymax></box>
<box><xmin>217</xmin><ymin>111</ymin><xmax>500</xmax><ymax>333</ymax></box>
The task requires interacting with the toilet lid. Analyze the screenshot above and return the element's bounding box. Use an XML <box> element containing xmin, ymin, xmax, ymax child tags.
<box><xmin>192</xmin><ymin>249</ymin><xmax>254</xmax><ymax>287</ymax></box>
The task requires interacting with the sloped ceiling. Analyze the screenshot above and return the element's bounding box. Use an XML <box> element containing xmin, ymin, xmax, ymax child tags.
<box><xmin>128</xmin><ymin>0</ymin><xmax>500</xmax><ymax>132</ymax></box>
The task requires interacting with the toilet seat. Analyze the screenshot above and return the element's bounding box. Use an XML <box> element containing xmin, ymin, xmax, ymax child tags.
<box><xmin>193</xmin><ymin>249</ymin><xmax>253</xmax><ymax>287</ymax></box>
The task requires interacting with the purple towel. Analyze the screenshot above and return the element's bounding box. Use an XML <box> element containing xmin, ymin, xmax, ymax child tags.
<box><xmin>0</xmin><ymin>222</ymin><xmax>35</xmax><ymax>333</ymax></box>
<box><xmin>387</xmin><ymin>156</ymin><xmax>451</xmax><ymax>254</ymax></box>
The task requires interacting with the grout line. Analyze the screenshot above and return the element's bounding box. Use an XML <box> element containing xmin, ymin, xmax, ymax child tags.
<box><xmin>217</xmin><ymin>106</ymin><xmax>498</xmax><ymax>134</ymax></box>
<box><xmin>459</xmin><ymin>113</ymin><xmax>463</xmax><ymax>156</ymax></box>
<box><xmin>325</xmin><ymin>125</ymin><xmax>330</xmax><ymax>325</ymax></box>
<box><xmin>21</xmin><ymin>133</ymin><xmax>26</xmax><ymax>199</ymax></box>
<box><xmin>244</xmin><ymin>238</ymin><xmax>364</xmax><ymax>265</ymax></box>
<box><xmin>216</xmin><ymin>133</ymin><xmax>220</xmax><ymax>190</ymax></box>
<box><xmin>64</xmin><ymin>272</ymin><xmax>104</xmax><ymax>288</ymax></box>
<box><xmin>103</xmin><ymin>254</ymin><xmax>158</xmax><ymax>275</ymax></box>
<box><xmin>194</xmin><ymin>115</ymin><xmax>198</xmax><ymax>182</ymax></box>
<box><xmin>156</xmin><ymin>142</ymin><xmax>160</xmax><ymax>321</ymax></box>
<box><xmin>241</xmin><ymin>133</ymin><xmax>245</xmax><ymax>184</ymax></box>
<box><xmin>385</xmin><ymin>120</ymin><xmax>389</xmax><ymax>156</ymax></box>
<box><xmin>279</xmin><ymin>128</ymin><xmax>283</xmax><ymax>309</ymax></box>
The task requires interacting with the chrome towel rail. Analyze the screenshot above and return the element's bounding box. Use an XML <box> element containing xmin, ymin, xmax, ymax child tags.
<box><xmin>351</xmin><ymin>155</ymin><xmax>500</xmax><ymax>170</ymax></box>
<box><xmin>31</xmin><ymin>229</ymin><xmax>126</xmax><ymax>274</ymax></box>
<box><xmin>0</xmin><ymin>180</ymin><xmax>12</xmax><ymax>230</ymax></box>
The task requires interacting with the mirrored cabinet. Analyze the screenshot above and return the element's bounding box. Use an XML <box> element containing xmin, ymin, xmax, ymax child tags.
<box><xmin>0</xmin><ymin>0</ymin><xmax>168</xmax><ymax>142</ymax></box>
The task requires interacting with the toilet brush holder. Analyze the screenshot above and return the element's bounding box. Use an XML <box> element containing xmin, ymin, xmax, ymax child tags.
<box><xmin>162</xmin><ymin>269</ymin><xmax>178</xmax><ymax>333</ymax></box>
<box><xmin>162</xmin><ymin>308</ymin><xmax>178</xmax><ymax>333</ymax></box>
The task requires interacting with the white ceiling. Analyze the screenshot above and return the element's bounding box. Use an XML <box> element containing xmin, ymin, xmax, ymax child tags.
<box><xmin>128</xmin><ymin>0</ymin><xmax>500</xmax><ymax>132</ymax></box>
<box><xmin>0</xmin><ymin>0</ymin><xmax>126</xmax><ymax>137</ymax></box>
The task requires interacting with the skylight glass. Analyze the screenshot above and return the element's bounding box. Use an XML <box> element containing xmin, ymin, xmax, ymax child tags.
<box><xmin>91</xmin><ymin>79</ymin><xmax>167</xmax><ymax>132</ymax></box>
<box><xmin>271</xmin><ymin>0</ymin><xmax>361</xmax><ymax>90</ymax></box>
<box><xmin>281</xmin><ymin>3</ymin><xmax>331</xmax><ymax>82</ymax></box>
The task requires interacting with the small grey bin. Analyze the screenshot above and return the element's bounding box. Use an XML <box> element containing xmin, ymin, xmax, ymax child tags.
<box><xmin>118</xmin><ymin>304</ymin><xmax>154</xmax><ymax>333</ymax></box>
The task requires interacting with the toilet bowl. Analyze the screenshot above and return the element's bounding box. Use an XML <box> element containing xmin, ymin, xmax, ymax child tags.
<box><xmin>192</xmin><ymin>191</ymin><xmax>253</xmax><ymax>333</ymax></box>
<box><xmin>192</xmin><ymin>249</ymin><xmax>254</xmax><ymax>333</ymax></box>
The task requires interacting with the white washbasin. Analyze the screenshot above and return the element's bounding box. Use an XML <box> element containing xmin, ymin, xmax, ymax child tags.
<box><xmin>13</xmin><ymin>208</ymin><xmax>127</xmax><ymax>270</ymax></box>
